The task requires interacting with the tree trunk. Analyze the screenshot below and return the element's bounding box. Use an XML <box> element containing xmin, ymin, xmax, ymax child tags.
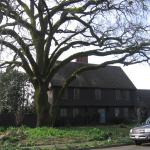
<box><xmin>35</xmin><ymin>84</ymin><xmax>53</xmax><ymax>127</ymax></box>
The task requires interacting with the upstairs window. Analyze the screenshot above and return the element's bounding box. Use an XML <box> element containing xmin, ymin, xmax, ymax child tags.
<box><xmin>122</xmin><ymin>90</ymin><xmax>129</xmax><ymax>100</ymax></box>
<box><xmin>95</xmin><ymin>89</ymin><xmax>102</xmax><ymax>100</ymax></box>
<box><xmin>62</xmin><ymin>89</ymin><xmax>68</xmax><ymax>100</ymax></box>
<box><xmin>73</xmin><ymin>88</ymin><xmax>80</xmax><ymax>99</ymax></box>
<box><xmin>115</xmin><ymin>90</ymin><xmax>129</xmax><ymax>100</ymax></box>
<box><xmin>115</xmin><ymin>90</ymin><xmax>121</xmax><ymax>100</ymax></box>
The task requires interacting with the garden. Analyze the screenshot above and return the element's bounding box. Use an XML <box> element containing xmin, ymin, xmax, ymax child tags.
<box><xmin>0</xmin><ymin>124</ymin><xmax>133</xmax><ymax>150</ymax></box>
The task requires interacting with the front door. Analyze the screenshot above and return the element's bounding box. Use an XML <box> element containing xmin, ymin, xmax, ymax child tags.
<box><xmin>98</xmin><ymin>108</ymin><xmax>106</xmax><ymax>124</ymax></box>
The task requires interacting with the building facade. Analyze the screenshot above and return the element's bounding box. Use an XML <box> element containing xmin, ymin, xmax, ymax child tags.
<box><xmin>51</xmin><ymin>61</ymin><xmax>137</xmax><ymax>125</ymax></box>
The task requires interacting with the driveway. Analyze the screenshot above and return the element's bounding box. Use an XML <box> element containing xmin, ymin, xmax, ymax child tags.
<box><xmin>91</xmin><ymin>144</ymin><xmax>150</xmax><ymax>150</ymax></box>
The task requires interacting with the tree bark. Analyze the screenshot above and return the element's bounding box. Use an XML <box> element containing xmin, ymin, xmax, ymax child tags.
<box><xmin>35</xmin><ymin>84</ymin><xmax>53</xmax><ymax>127</ymax></box>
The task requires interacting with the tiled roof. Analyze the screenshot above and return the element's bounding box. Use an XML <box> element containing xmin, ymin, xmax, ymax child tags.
<box><xmin>52</xmin><ymin>62</ymin><xmax>136</xmax><ymax>89</ymax></box>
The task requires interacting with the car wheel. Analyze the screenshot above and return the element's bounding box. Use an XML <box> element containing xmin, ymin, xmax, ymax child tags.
<box><xmin>135</xmin><ymin>140</ymin><xmax>142</xmax><ymax>145</ymax></box>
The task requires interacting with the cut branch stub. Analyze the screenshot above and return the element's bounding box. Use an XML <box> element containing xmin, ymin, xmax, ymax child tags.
<box><xmin>0</xmin><ymin>11</ymin><xmax>3</xmax><ymax>24</ymax></box>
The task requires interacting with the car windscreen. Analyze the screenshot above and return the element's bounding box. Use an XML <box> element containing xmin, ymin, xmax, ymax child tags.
<box><xmin>145</xmin><ymin>117</ymin><xmax>150</xmax><ymax>125</ymax></box>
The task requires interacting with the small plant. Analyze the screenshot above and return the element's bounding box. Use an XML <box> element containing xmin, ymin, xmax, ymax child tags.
<box><xmin>0</xmin><ymin>145</ymin><xmax>20</xmax><ymax>150</ymax></box>
<box><xmin>86</xmin><ymin>128</ymin><xmax>112</xmax><ymax>141</ymax></box>
<box><xmin>0</xmin><ymin>127</ymin><xmax>7</xmax><ymax>132</ymax></box>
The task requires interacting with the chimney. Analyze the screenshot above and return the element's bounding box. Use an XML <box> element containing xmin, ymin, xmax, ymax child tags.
<box><xmin>76</xmin><ymin>56</ymin><xmax>88</xmax><ymax>64</ymax></box>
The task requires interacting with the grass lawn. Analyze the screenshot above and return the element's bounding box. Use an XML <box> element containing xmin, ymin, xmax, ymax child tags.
<box><xmin>0</xmin><ymin>124</ymin><xmax>134</xmax><ymax>150</ymax></box>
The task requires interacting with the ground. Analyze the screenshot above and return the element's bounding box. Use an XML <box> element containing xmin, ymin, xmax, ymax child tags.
<box><xmin>0</xmin><ymin>124</ymin><xmax>134</xmax><ymax>150</ymax></box>
<box><xmin>91</xmin><ymin>145</ymin><xmax>150</xmax><ymax>150</ymax></box>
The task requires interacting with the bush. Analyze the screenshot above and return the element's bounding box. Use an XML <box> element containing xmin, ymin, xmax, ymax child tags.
<box><xmin>87</xmin><ymin>128</ymin><xmax>112</xmax><ymax>141</ymax></box>
<box><xmin>0</xmin><ymin>127</ymin><xmax>7</xmax><ymax>132</ymax></box>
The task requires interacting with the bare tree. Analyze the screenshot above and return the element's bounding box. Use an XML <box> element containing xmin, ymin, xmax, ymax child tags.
<box><xmin>0</xmin><ymin>0</ymin><xmax>150</xmax><ymax>126</ymax></box>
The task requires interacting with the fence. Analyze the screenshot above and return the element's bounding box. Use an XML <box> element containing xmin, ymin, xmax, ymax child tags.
<box><xmin>0</xmin><ymin>113</ymin><xmax>36</xmax><ymax>127</ymax></box>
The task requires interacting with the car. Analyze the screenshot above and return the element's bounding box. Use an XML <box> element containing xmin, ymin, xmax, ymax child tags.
<box><xmin>129</xmin><ymin>117</ymin><xmax>150</xmax><ymax>145</ymax></box>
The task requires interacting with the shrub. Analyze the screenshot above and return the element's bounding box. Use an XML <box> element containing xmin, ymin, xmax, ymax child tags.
<box><xmin>87</xmin><ymin>128</ymin><xmax>112</xmax><ymax>141</ymax></box>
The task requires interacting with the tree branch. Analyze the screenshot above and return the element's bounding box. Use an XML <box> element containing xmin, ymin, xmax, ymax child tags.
<box><xmin>0</xmin><ymin>29</ymin><xmax>37</xmax><ymax>68</ymax></box>
<box><xmin>0</xmin><ymin>40</ymin><xmax>34</xmax><ymax>78</ymax></box>
<box><xmin>0</xmin><ymin>1</ymin><xmax>38</xmax><ymax>34</ymax></box>
<box><xmin>46</xmin><ymin>40</ymin><xmax>150</xmax><ymax>82</ymax></box>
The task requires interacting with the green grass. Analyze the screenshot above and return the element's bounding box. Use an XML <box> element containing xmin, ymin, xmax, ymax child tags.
<box><xmin>0</xmin><ymin>124</ymin><xmax>134</xmax><ymax>150</ymax></box>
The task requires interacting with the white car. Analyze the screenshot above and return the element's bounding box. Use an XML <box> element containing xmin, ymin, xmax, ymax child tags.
<box><xmin>129</xmin><ymin>117</ymin><xmax>150</xmax><ymax>145</ymax></box>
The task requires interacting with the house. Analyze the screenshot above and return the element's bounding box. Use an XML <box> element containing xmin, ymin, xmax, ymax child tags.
<box><xmin>51</xmin><ymin>58</ymin><xmax>137</xmax><ymax>126</ymax></box>
<box><xmin>0</xmin><ymin>58</ymin><xmax>148</xmax><ymax>127</ymax></box>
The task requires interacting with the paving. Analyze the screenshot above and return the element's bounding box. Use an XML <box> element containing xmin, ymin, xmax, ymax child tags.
<box><xmin>91</xmin><ymin>144</ymin><xmax>150</xmax><ymax>150</ymax></box>
<box><xmin>1</xmin><ymin>143</ymin><xmax>150</xmax><ymax>150</ymax></box>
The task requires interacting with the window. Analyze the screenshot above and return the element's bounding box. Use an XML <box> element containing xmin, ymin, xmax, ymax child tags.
<box><xmin>123</xmin><ymin>108</ymin><xmax>129</xmax><ymax>118</ymax></box>
<box><xmin>122</xmin><ymin>91</ymin><xmax>129</xmax><ymax>100</ymax></box>
<box><xmin>114</xmin><ymin>108</ymin><xmax>120</xmax><ymax>117</ymax></box>
<box><xmin>115</xmin><ymin>90</ymin><xmax>121</xmax><ymax>100</ymax></box>
<box><xmin>62</xmin><ymin>89</ymin><xmax>68</xmax><ymax>99</ymax></box>
<box><xmin>73</xmin><ymin>88</ymin><xmax>80</xmax><ymax>99</ymax></box>
<box><xmin>60</xmin><ymin>108</ymin><xmax>67</xmax><ymax>117</ymax></box>
<box><xmin>115</xmin><ymin>90</ymin><xmax>129</xmax><ymax>100</ymax></box>
<box><xmin>73</xmin><ymin>108</ymin><xmax>79</xmax><ymax>117</ymax></box>
<box><xmin>137</xmin><ymin>95</ymin><xmax>140</xmax><ymax>102</ymax></box>
<box><xmin>97</xmin><ymin>108</ymin><xmax>106</xmax><ymax>123</ymax></box>
<box><xmin>95</xmin><ymin>89</ymin><xmax>102</xmax><ymax>100</ymax></box>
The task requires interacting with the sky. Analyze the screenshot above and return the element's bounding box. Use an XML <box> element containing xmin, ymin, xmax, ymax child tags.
<box><xmin>88</xmin><ymin>56</ymin><xmax>150</xmax><ymax>90</ymax></box>
<box><xmin>123</xmin><ymin>63</ymin><xmax>150</xmax><ymax>89</ymax></box>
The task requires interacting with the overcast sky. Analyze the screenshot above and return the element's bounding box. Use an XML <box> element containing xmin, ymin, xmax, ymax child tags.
<box><xmin>123</xmin><ymin>63</ymin><xmax>150</xmax><ymax>89</ymax></box>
